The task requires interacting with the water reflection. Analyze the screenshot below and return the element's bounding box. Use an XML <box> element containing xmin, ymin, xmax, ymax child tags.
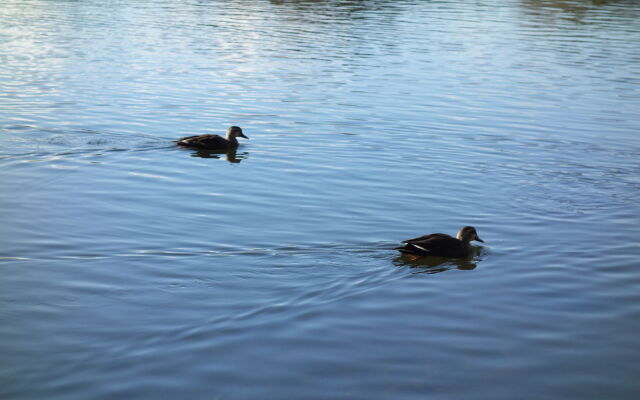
<box><xmin>269</xmin><ymin>0</ymin><xmax>402</xmax><ymax>13</ymax></box>
<box><xmin>187</xmin><ymin>148</ymin><xmax>248</xmax><ymax>163</ymax></box>
<box><xmin>519</xmin><ymin>0</ymin><xmax>640</xmax><ymax>24</ymax></box>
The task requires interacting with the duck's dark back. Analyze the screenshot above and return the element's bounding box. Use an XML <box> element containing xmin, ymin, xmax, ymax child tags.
<box><xmin>177</xmin><ymin>134</ymin><xmax>229</xmax><ymax>150</ymax></box>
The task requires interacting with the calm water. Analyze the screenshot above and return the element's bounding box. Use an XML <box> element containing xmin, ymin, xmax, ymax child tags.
<box><xmin>2</xmin><ymin>0</ymin><xmax>640</xmax><ymax>398</ymax></box>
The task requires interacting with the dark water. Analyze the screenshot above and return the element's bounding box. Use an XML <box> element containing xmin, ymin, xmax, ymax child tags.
<box><xmin>2</xmin><ymin>0</ymin><xmax>640</xmax><ymax>398</ymax></box>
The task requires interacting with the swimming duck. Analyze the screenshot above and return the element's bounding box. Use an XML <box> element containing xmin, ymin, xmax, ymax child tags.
<box><xmin>177</xmin><ymin>126</ymin><xmax>248</xmax><ymax>150</ymax></box>
<box><xmin>396</xmin><ymin>226</ymin><xmax>484</xmax><ymax>258</ymax></box>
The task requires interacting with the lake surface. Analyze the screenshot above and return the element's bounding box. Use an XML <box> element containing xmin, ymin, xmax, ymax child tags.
<box><xmin>2</xmin><ymin>0</ymin><xmax>640</xmax><ymax>398</ymax></box>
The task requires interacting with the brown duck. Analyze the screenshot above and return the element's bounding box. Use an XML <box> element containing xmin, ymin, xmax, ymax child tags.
<box><xmin>177</xmin><ymin>126</ymin><xmax>248</xmax><ymax>150</ymax></box>
<box><xmin>396</xmin><ymin>226</ymin><xmax>484</xmax><ymax>258</ymax></box>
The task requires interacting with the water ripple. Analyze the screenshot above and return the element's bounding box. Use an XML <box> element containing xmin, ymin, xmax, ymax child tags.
<box><xmin>2</xmin><ymin>0</ymin><xmax>640</xmax><ymax>399</ymax></box>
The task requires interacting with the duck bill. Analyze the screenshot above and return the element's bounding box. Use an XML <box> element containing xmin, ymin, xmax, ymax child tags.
<box><xmin>240</xmin><ymin>133</ymin><xmax>249</xmax><ymax>139</ymax></box>
<box><xmin>475</xmin><ymin>236</ymin><xmax>484</xmax><ymax>243</ymax></box>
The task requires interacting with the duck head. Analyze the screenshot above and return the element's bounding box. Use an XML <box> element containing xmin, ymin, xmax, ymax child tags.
<box><xmin>226</xmin><ymin>126</ymin><xmax>249</xmax><ymax>140</ymax></box>
<box><xmin>457</xmin><ymin>226</ymin><xmax>484</xmax><ymax>243</ymax></box>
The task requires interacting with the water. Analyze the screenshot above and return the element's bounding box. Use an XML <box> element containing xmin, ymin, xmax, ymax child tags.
<box><xmin>2</xmin><ymin>0</ymin><xmax>640</xmax><ymax>398</ymax></box>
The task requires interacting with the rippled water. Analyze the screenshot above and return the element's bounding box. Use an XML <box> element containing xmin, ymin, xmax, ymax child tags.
<box><xmin>2</xmin><ymin>0</ymin><xmax>640</xmax><ymax>399</ymax></box>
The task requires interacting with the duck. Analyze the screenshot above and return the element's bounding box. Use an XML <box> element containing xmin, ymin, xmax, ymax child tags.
<box><xmin>395</xmin><ymin>226</ymin><xmax>484</xmax><ymax>258</ymax></box>
<box><xmin>177</xmin><ymin>126</ymin><xmax>248</xmax><ymax>150</ymax></box>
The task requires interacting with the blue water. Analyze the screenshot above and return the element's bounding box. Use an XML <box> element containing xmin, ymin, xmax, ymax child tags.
<box><xmin>2</xmin><ymin>0</ymin><xmax>640</xmax><ymax>399</ymax></box>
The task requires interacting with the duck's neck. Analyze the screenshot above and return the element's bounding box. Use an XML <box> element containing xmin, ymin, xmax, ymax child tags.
<box><xmin>457</xmin><ymin>233</ymin><xmax>473</xmax><ymax>244</ymax></box>
<box><xmin>225</xmin><ymin>134</ymin><xmax>239</xmax><ymax>145</ymax></box>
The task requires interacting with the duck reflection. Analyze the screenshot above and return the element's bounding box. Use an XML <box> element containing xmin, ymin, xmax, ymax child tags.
<box><xmin>394</xmin><ymin>245</ymin><xmax>485</xmax><ymax>274</ymax></box>
<box><xmin>394</xmin><ymin>254</ymin><xmax>477</xmax><ymax>274</ymax></box>
<box><xmin>188</xmin><ymin>148</ymin><xmax>248</xmax><ymax>163</ymax></box>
